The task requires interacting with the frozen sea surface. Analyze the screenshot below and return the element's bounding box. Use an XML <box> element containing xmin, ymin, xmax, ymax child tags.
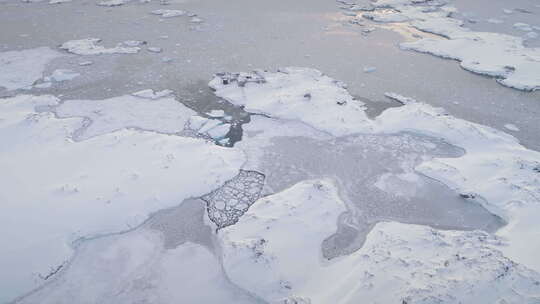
<box><xmin>1</xmin><ymin>0</ymin><xmax>540</xmax><ymax>302</ymax></box>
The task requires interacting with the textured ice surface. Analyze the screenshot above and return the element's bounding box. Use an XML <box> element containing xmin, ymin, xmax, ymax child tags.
<box><xmin>0</xmin><ymin>47</ymin><xmax>63</xmax><ymax>91</ymax></box>
<box><xmin>0</xmin><ymin>94</ymin><xmax>244</xmax><ymax>303</ymax></box>
<box><xmin>240</xmin><ymin>118</ymin><xmax>503</xmax><ymax>257</ymax></box>
<box><xmin>202</xmin><ymin>170</ymin><xmax>265</xmax><ymax>229</ymax></box>
<box><xmin>219</xmin><ymin>179</ymin><xmax>540</xmax><ymax>304</ymax></box>
<box><xmin>19</xmin><ymin>232</ymin><xmax>258</xmax><ymax>304</ymax></box>
<box><xmin>60</xmin><ymin>38</ymin><xmax>140</xmax><ymax>55</ymax></box>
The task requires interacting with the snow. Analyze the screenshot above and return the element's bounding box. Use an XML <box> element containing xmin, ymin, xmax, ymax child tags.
<box><xmin>219</xmin><ymin>179</ymin><xmax>540</xmax><ymax>303</ymax></box>
<box><xmin>54</xmin><ymin>90</ymin><xmax>196</xmax><ymax>139</ymax></box>
<box><xmin>359</xmin><ymin>0</ymin><xmax>540</xmax><ymax>91</ymax></box>
<box><xmin>60</xmin><ymin>38</ymin><xmax>140</xmax><ymax>55</ymax></box>
<box><xmin>0</xmin><ymin>47</ymin><xmax>63</xmax><ymax>91</ymax></box>
<box><xmin>209</xmin><ymin>68</ymin><xmax>373</xmax><ymax>136</ymax></box>
<box><xmin>0</xmin><ymin>94</ymin><xmax>244</xmax><ymax>303</ymax></box>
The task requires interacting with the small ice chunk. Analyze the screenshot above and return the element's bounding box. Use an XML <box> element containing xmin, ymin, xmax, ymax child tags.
<box><xmin>33</xmin><ymin>82</ymin><xmax>52</xmax><ymax>89</ymax></box>
<box><xmin>49</xmin><ymin>0</ymin><xmax>71</xmax><ymax>4</ymax></box>
<box><xmin>97</xmin><ymin>0</ymin><xmax>125</xmax><ymax>6</ymax></box>
<box><xmin>190</xmin><ymin>17</ymin><xmax>203</xmax><ymax>23</ymax></box>
<box><xmin>514</xmin><ymin>23</ymin><xmax>533</xmax><ymax>31</ymax></box>
<box><xmin>363</xmin><ymin>66</ymin><xmax>376</xmax><ymax>73</ymax></box>
<box><xmin>162</xmin><ymin>57</ymin><xmax>173</xmax><ymax>63</ymax></box>
<box><xmin>207</xmin><ymin>110</ymin><xmax>225</xmax><ymax>118</ymax></box>
<box><xmin>504</xmin><ymin>123</ymin><xmax>520</xmax><ymax>132</ymax></box>
<box><xmin>50</xmin><ymin>69</ymin><xmax>80</xmax><ymax>82</ymax></box>
<box><xmin>187</xmin><ymin>116</ymin><xmax>209</xmax><ymax>130</ymax></box>
<box><xmin>122</xmin><ymin>40</ymin><xmax>146</xmax><ymax>47</ymax></box>
<box><xmin>78</xmin><ymin>61</ymin><xmax>93</xmax><ymax>66</ymax></box>
<box><xmin>147</xmin><ymin>47</ymin><xmax>163</xmax><ymax>53</ymax></box>
<box><xmin>525</xmin><ymin>32</ymin><xmax>538</xmax><ymax>39</ymax></box>
<box><xmin>487</xmin><ymin>18</ymin><xmax>504</xmax><ymax>24</ymax></box>
<box><xmin>384</xmin><ymin>92</ymin><xmax>417</xmax><ymax>105</ymax></box>
<box><xmin>503</xmin><ymin>9</ymin><xmax>513</xmax><ymax>14</ymax></box>
<box><xmin>151</xmin><ymin>9</ymin><xmax>186</xmax><ymax>18</ymax></box>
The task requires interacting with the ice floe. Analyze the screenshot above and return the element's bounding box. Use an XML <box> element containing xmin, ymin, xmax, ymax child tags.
<box><xmin>0</xmin><ymin>47</ymin><xmax>63</xmax><ymax>91</ymax></box>
<box><xmin>209</xmin><ymin>68</ymin><xmax>373</xmax><ymax>136</ymax></box>
<box><xmin>0</xmin><ymin>94</ymin><xmax>244</xmax><ymax>302</ymax></box>
<box><xmin>60</xmin><ymin>38</ymin><xmax>141</xmax><ymax>55</ymax></box>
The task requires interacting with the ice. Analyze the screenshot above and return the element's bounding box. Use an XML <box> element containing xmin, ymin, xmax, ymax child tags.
<box><xmin>147</xmin><ymin>47</ymin><xmax>163</xmax><ymax>53</ymax></box>
<box><xmin>205</xmin><ymin>122</ymin><xmax>231</xmax><ymax>139</ymax></box>
<box><xmin>384</xmin><ymin>92</ymin><xmax>417</xmax><ymax>104</ymax></box>
<box><xmin>97</xmin><ymin>0</ymin><xmax>127</xmax><ymax>7</ymax></box>
<box><xmin>0</xmin><ymin>47</ymin><xmax>63</xmax><ymax>91</ymax></box>
<box><xmin>78</xmin><ymin>60</ymin><xmax>93</xmax><ymax>66</ymax></box>
<box><xmin>504</xmin><ymin>123</ymin><xmax>520</xmax><ymax>132</ymax></box>
<box><xmin>49</xmin><ymin>69</ymin><xmax>80</xmax><ymax>82</ymax></box>
<box><xmin>151</xmin><ymin>9</ymin><xmax>186</xmax><ymax>18</ymax></box>
<box><xmin>362</xmin><ymin>66</ymin><xmax>377</xmax><ymax>73</ymax></box>
<box><xmin>207</xmin><ymin>109</ymin><xmax>225</xmax><ymax>117</ymax></box>
<box><xmin>219</xmin><ymin>179</ymin><xmax>540</xmax><ymax>303</ymax></box>
<box><xmin>49</xmin><ymin>0</ymin><xmax>71</xmax><ymax>4</ymax></box>
<box><xmin>202</xmin><ymin>170</ymin><xmax>265</xmax><ymax>229</ymax></box>
<box><xmin>0</xmin><ymin>95</ymin><xmax>244</xmax><ymax>302</ymax></box>
<box><xmin>54</xmin><ymin>91</ymin><xmax>195</xmax><ymax>139</ymax></box>
<box><xmin>60</xmin><ymin>38</ymin><xmax>140</xmax><ymax>55</ymax></box>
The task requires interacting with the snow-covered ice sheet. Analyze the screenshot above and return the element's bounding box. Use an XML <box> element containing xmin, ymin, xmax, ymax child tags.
<box><xmin>60</xmin><ymin>38</ymin><xmax>140</xmax><ymax>55</ymax></box>
<box><xmin>0</xmin><ymin>94</ymin><xmax>244</xmax><ymax>303</ymax></box>
<box><xmin>0</xmin><ymin>47</ymin><xmax>63</xmax><ymax>91</ymax></box>
<box><xmin>209</xmin><ymin>68</ymin><xmax>373</xmax><ymax>136</ymax></box>
<box><xmin>219</xmin><ymin>179</ymin><xmax>540</xmax><ymax>303</ymax></box>
<box><xmin>54</xmin><ymin>90</ymin><xmax>196</xmax><ymax>139</ymax></box>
